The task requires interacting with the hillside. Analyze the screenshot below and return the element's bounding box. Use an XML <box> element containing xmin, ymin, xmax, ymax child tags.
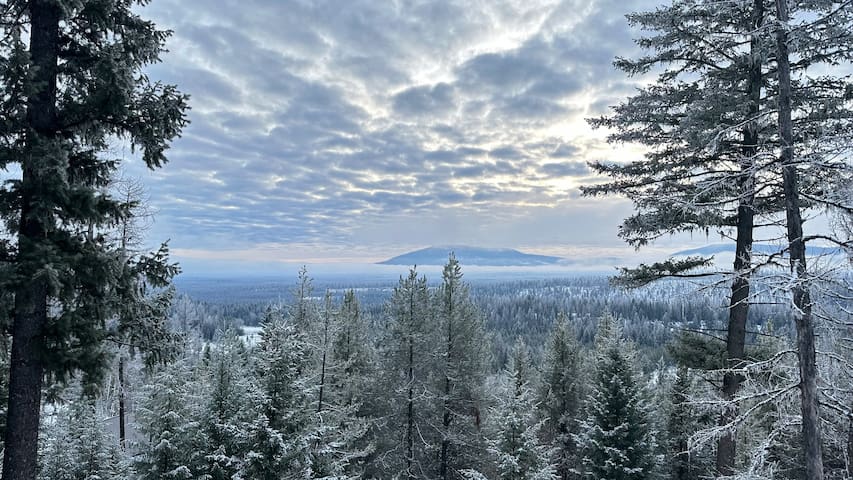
<box><xmin>378</xmin><ymin>246</ymin><xmax>564</xmax><ymax>266</ymax></box>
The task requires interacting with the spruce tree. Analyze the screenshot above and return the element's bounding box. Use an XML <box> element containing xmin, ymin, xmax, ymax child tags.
<box><xmin>436</xmin><ymin>253</ymin><xmax>489</xmax><ymax>480</ymax></box>
<box><xmin>200</xmin><ymin>332</ymin><xmax>253</xmax><ymax>480</ymax></box>
<box><xmin>487</xmin><ymin>340</ymin><xmax>556</xmax><ymax>480</ymax></box>
<box><xmin>539</xmin><ymin>314</ymin><xmax>583</xmax><ymax>480</ymax></box>
<box><xmin>0</xmin><ymin>1</ymin><xmax>188</xmax><ymax>477</ymax></box>
<box><xmin>375</xmin><ymin>267</ymin><xmax>434</xmax><ymax>479</ymax></box>
<box><xmin>39</xmin><ymin>399</ymin><xmax>129</xmax><ymax>480</ymax></box>
<box><xmin>253</xmin><ymin>307</ymin><xmax>314</xmax><ymax>477</ymax></box>
<box><xmin>332</xmin><ymin>289</ymin><xmax>373</xmax><ymax>406</ymax></box>
<box><xmin>135</xmin><ymin>356</ymin><xmax>203</xmax><ymax>480</ymax></box>
<box><xmin>578</xmin><ymin>316</ymin><xmax>655</xmax><ymax>480</ymax></box>
<box><xmin>665</xmin><ymin>367</ymin><xmax>712</xmax><ymax>480</ymax></box>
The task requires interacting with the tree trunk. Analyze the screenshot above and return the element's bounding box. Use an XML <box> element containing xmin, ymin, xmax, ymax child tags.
<box><xmin>775</xmin><ymin>1</ymin><xmax>824</xmax><ymax>478</ymax></box>
<box><xmin>717</xmin><ymin>1</ymin><xmax>763</xmax><ymax>475</ymax></box>
<box><xmin>440</xmin><ymin>286</ymin><xmax>453</xmax><ymax>480</ymax></box>
<box><xmin>407</xmin><ymin>334</ymin><xmax>415</xmax><ymax>480</ymax></box>
<box><xmin>846</xmin><ymin>414</ymin><xmax>853</xmax><ymax>480</ymax></box>
<box><xmin>119</xmin><ymin>355</ymin><xmax>126</xmax><ymax>448</ymax></box>
<box><xmin>2</xmin><ymin>2</ymin><xmax>61</xmax><ymax>479</ymax></box>
<box><xmin>317</xmin><ymin>292</ymin><xmax>331</xmax><ymax>413</ymax></box>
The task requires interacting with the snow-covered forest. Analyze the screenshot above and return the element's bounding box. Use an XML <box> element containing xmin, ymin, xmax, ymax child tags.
<box><xmin>13</xmin><ymin>259</ymin><xmax>853</xmax><ymax>480</ymax></box>
<box><xmin>0</xmin><ymin>0</ymin><xmax>852</xmax><ymax>479</ymax></box>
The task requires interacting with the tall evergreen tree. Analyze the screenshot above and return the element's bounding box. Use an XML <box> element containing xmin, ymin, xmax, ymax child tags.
<box><xmin>0</xmin><ymin>1</ymin><xmax>188</xmax><ymax>477</ymax></box>
<box><xmin>539</xmin><ymin>314</ymin><xmax>583</xmax><ymax>480</ymax></box>
<box><xmin>332</xmin><ymin>289</ymin><xmax>373</xmax><ymax>406</ymax></box>
<box><xmin>581</xmin><ymin>0</ymin><xmax>853</xmax><ymax>473</ymax></box>
<box><xmin>135</xmin><ymin>356</ymin><xmax>203</xmax><ymax>480</ymax></box>
<box><xmin>375</xmin><ymin>267</ymin><xmax>434</xmax><ymax>479</ymax></box>
<box><xmin>581</xmin><ymin>1</ymin><xmax>771</xmax><ymax>472</ymax></box>
<box><xmin>253</xmin><ymin>307</ymin><xmax>314</xmax><ymax>477</ymax></box>
<box><xmin>436</xmin><ymin>254</ymin><xmax>489</xmax><ymax>480</ymax></box>
<box><xmin>487</xmin><ymin>340</ymin><xmax>556</xmax><ymax>480</ymax></box>
<box><xmin>199</xmin><ymin>332</ymin><xmax>253</xmax><ymax>480</ymax></box>
<box><xmin>578</xmin><ymin>316</ymin><xmax>656</xmax><ymax>480</ymax></box>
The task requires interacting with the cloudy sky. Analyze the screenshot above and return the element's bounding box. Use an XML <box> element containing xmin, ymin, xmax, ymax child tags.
<box><xmin>124</xmin><ymin>0</ymin><xmax>686</xmax><ymax>268</ymax></box>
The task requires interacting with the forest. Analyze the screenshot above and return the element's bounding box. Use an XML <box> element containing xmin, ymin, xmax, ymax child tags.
<box><xmin>0</xmin><ymin>0</ymin><xmax>851</xmax><ymax>479</ymax></box>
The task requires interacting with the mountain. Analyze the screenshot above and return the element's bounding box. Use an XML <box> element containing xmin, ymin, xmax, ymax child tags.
<box><xmin>378</xmin><ymin>246</ymin><xmax>564</xmax><ymax>267</ymax></box>
<box><xmin>674</xmin><ymin>243</ymin><xmax>842</xmax><ymax>257</ymax></box>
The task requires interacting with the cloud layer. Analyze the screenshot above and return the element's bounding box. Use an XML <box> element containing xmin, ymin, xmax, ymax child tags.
<box><xmin>124</xmin><ymin>0</ymin><xmax>660</xmax><ymax>262</ymax></box>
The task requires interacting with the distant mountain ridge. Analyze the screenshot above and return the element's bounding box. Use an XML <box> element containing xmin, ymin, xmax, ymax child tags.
<box><xmin>378</xmin><ymin>246</ymin><xmax>564</xmax><ymax>266</ymax></box>
<box><xmin>674</xmin><ymin>243</ymin><xmax>841</xmax><ymax>257</ymax></box>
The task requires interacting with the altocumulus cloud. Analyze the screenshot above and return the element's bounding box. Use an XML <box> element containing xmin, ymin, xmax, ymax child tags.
<box><xmin>122</xmin><ymin>0</ymin><xmax>661</xmax><ymax>261</ymax></box>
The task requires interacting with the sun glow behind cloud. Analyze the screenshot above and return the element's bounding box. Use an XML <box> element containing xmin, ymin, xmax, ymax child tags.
<box><xmin>119</xmin><ymin>0</ymin><xmax>675</xmax><ymax>268</ymax></box>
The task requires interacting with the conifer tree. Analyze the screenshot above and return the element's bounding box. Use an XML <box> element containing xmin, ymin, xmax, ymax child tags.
<box><xmin>253</xmin><ymin>307</ymin><xmax>314</xmax><ymax>477</ymax></box>
<box><xmin>578</xmin><ymin>316</ymin><xmax>656</xmax><ymax>480</ymax></box>
<box><xmin>375</xmin><ymin>267</ymin><xmax>434</xmax><ymax>479</ymax></box>
<box><xmin>0</xmin><ymin>1</ymin><xmax>188</xmax><ymax>477</ymax></box>
<box><xmin>665</xmin><ymin>368</ymin><xmax>712</xmax><ymax>480</ymax></box>
<box><xmin>436</xmin><ymin>254</ymin><xmax>489</xmax><ymax>480</ymax></box>
<box><xmin>135</xmin><ymin>356</ymin><xmax>203</xmax><ymax>480</ymax></box>
<box><xmin>200</xmin><ymin>332</ymin><xmax>253</xmax><ymax>480</ymax></box>
<box><xmin>581</xmin><ymin>0</ymin><xmax>853</xmax><ymax>474</ymax></box>
<box><xmin>332</xmin><ymin>289</ymin><xmax>373</xmax><ymax>406</ymax></box>
<box><xmin>487</xmin><ymin>340</ymin><xmax>556</xmax><ymax>480</ymax></box>
<box><xmin>39</xmin><ymin>399</ymin><xmax>129</xmax><ymax>480</ymax></box>
<box><xmin>539</xmin><ymin>314</ymin><xmax>583</xmax><ymax>480</ymax></box>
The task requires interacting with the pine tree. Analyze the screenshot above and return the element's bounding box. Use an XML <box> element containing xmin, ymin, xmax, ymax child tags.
<box><xmin>135</xmin><ymin>356</ymin><xmax>203</xmax><ymax>480</ymax></box>
<box><xmin>581</xmin><ymin>1</ymin><xmax>853</xmax><ymax>473</ymax></box>
<box><xmin>332</xmin><ymin>289</ymin><xmax>374</xmax><ymax>406</ymax></box>
<box><xmin>664</xmin><ymin>368</ymin><xmax>712</xmax><ymax>480</ymax></box>
<box><xmin>199</xmin><ymin>332</ymin><xmax>253</xmax><ymax>480</ymax></box>
<box><xmin>578</xmin><ymin>316</ymin><xmax>655</xmax><ymax>480</ymax></box>
<box><xmin>487</xmin><ymin>340</ymin><xmax>556</xmax><ymax>480</ymax></box>
<box><xmin>0</xmin><ymin>1</ymin><xmax>188</xmax><ymax>477</ymax></box>
<box><xmin>374</xmin><ymin>267</ymin><xmax>434</xmax><ymax>479</ymax></box>
<box><xmin>39</xmin><ymin>399</ymin><xmax>129</xmax><ymax>480</ymax></box>
<box><xmin>436</xmin><ymin>254</ymin><xmax>489</xmax><ymax>480</ymax></box>
<box><xmin>253</xmin><ymin>307</ymin><xmax>314</xmax><ymax>477</ymax></box>
<box><xmin>539</xmin><ymin>314</ymin><xmax>583</xmax><ymax>480</ymax></box>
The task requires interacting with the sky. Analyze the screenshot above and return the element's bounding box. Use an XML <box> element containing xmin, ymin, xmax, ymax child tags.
<box><xmin>121</xmin><ymin>0</ymin><xmax>702</xmax><ymax>271</ymax></box>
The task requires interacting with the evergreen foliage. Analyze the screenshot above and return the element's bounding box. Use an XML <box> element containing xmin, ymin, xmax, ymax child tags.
<box><xmin>539</xmin><ymin>314</ymin><xmax>583</xmax><ymax>480</ymax></box>
<box><xmin>39</xmin><ymin>400</ymin><xmax>128</xmax><ymax>480</ymax></box>
<box><xmin>486</xmin><ymin>340</ymin><xmax>556</xmax><ymax>480</ymax></box>
<box><xmin>375</xmin><ymin>267</ymin><xmax>434</xmax><ymax>479</ymax></box>
<box><xmin>578</xmin><ymin>316</ymin><xmax>656</xmax><ymax>480</ymax></box>
<box><xmin>436</xmin><ymin>254</ymin><xmax>489</xmax><ymax>480</ymax></box>
<box><xmin>0</xmin><ymin>0</ymin><xmax>188</xmax><ymax>475</ymax></box>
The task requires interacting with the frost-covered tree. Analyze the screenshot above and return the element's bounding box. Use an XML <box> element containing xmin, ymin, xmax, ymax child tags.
<box><xmin>199</xmin><ymin>332</ymin><xmax>253</xmax><ymax>480</ymax></box>
<box><xmin>664</xmin><ymin>368</ymin><xmax>712</xmax><ymax>480</ymax></box>
<box><xmin>251</xmin><ymin>303</ymin><xmax>369</xmax><ymax>479</ymax></box>
<box><xmin>539</xmin><ymin>314</ymin><xmax>583</xmax><ymax>480</ymax></box>
<box><xmin>0</xmin><ymin>1</ymin><xmax>188</xmax><ymax>476</ymax></box>
<box><xmin>135</xmin><ymin>356</ymin><xmax>203</xmax><ymax>480</ymax></box>
<box><xmin>332</xmin><ymin>289</ymin><xmax>374</xmax><ymax>406</ymax></box>
<box><xmin>582</xmin><ymin>0</ymin><xmax>853</xmax><ymax>474</ymax></box>
<box><xmin>39</xmin><ymin>399</ymin><xmax>128</xmax><ymax>480</ymax></box>
<box><xmin>435</xmin><ymin>254</ymin><xmax>489</xmax><ymax>480</ymax></box>
<box><xmin>374</xmin><ymin>268</ymin><xmax>434</xmax><ymax>479</ymax></box>
<box><xmin>291</xmin><ymin>266</ymin><xmax>316</xmax><ymax>330</ymax></box>
<box><xmin>578</xmin><ymin>316</ymin><xmax>656</xmax><ymax>480</ymax></box>
<box><xmin>486</xmin><ymin>340</ymin><xmax>556</xmax><ymax>480</ymax></box>
<box><xmin>253</xmin><ymin>307</ymin><xmax>314</xmax><ymax>477</ymax></box>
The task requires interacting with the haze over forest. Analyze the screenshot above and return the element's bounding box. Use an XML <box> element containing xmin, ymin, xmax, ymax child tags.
<box><xmin>0</xmin><ymin>1</ymin><xmax>851</xmax><ymax>480</ymax></box>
